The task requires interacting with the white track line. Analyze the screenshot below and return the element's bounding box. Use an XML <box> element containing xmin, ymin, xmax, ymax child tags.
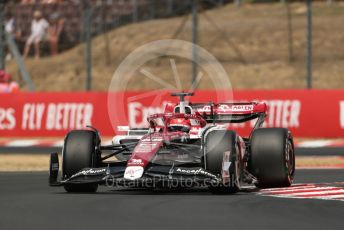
<box><xmin>52</xmin><ymin>141</ymin><xmax>64</xmax><ymax>147</ymax></box>
<box><xmin>296</xmin><ymin>140</ymin><xmax>335</xmax><ymax>148</ymax></box>
<box><xmin>277</xmin><ymin>189</ymin><xmax>344</xmax><ymax>197</ymax></box>
<box><xmin>259</xmin><ymin>184</ymin><xmax>316</xmax><ymax>192</ymax></box>
<box><xmin>319</xmin><ymin>195</ymin><xmax>344</xmax><ymax>199</ymax></box>
<box><xmin>6</xmin><ymin>140</ymin><xmax>40</xmax><ymax>147</ymax></box>
<box><xmin>260</xmin><ymin>186</ymin><xmax>333</xmax><ymax>194</ymax></box>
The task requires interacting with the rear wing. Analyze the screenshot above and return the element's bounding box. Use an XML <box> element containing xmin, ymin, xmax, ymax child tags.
<box><xmin>191</xmin><ymin>102</ymin><xmax>267</xmax><ymax>124</ymax></box>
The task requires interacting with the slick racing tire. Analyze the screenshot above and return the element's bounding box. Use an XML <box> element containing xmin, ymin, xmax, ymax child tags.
<box><xmin>205</xmin><ymin>130</ymin><xmax>239</xmax><ymax>194</ymax></box>
<box><xmin>249</xmin><ymin>128</ymin><xmax>295</xmax><ymax>188</ymax></box>
<box><xmin>62</xmin><ymin>130</ymin><xmax>99</xmax><ymax>193</ymax></box>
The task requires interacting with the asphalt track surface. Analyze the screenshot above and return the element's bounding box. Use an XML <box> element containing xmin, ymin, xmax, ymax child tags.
<box><xmin>0</xmin><ymin>169</ymin><xmax>343</xmax><ymax>230</ymax></box>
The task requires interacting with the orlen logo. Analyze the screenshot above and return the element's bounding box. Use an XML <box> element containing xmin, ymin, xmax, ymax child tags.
<box><xmin>230</xmin><ymin>105</ymin><xmax>253</xmax><ymax>112</ymax></box>
<box><xmin>128</xmin><ymin>101</ymin><xmax>167</xmax><ymax>128</ymax></box>
<box><xmin>340</xmin><ymin>101</ymin><xmax>344</xmax><ymax>129</ymax></box>
<box><xmin>229</xmin><ymin>100</ymin><xmax>301</xmax><ymax>129</ymax></box>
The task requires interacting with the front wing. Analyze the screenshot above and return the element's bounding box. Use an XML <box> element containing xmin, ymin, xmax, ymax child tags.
<box><xmin>49</xmin><ymin>153</ymin><xmax>221</xmax><ymax>188</ymax></box>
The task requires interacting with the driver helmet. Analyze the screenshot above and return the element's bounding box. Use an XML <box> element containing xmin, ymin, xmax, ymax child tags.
<box><xmin>168</xmin><ymin>118</ymin><xmax>191</xmax><ymax>132</ymax></box>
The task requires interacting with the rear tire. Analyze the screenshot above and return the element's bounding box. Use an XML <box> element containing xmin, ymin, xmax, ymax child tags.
<box><xmin>249</xmin><ymin>128</ymin><xmax>295</xmax><ymax>188</ymax></box>
<box><xmin>62</xmin><ymin>130</ymin><xmax>99</xmax><ymax>193</ymax></box>
<box><xmin>205</xmin><ymin>130</ymin><xmax>239</xmax><ymax>194</ymax></box>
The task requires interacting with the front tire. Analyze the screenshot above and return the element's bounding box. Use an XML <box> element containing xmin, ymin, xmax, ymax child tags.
<box><xmin>249</xmin><ymin>128</ymin><xmax>295</xmax><ymax>188</ymax></box>
<box><xmin>205</xmin><ymin>130</ymin><xmax>239</xmax><ymax>194</ymax></box>
<box><xmin>62</xmin><ymin>130</ymin><xmax>99</xmax><ymax>193</ymax></box>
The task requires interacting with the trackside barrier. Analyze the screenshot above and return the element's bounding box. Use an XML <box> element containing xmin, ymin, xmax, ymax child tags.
<box><xmin>0</xmin><ymin>90</ymin><xmax>343</xmax><ymax>138</ymax></box>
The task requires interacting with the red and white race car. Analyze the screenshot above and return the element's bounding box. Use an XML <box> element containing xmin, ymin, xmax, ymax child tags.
<box><xmin>49</xmin><ymin>92</ymin><xmax>295</xmax><ymax>194</ymax></box>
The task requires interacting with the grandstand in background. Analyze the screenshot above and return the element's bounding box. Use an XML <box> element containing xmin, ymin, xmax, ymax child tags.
<box><xmin>5</xmin><ymin>0</ymin><xmax>230</xmax><ymax>53</ymax></box>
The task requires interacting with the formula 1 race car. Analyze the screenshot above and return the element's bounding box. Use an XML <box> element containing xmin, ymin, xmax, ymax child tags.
<box><xmin>49</xmin><ymin>92</ymin><xmax>295</xmax><ymax>193</ymax></box>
